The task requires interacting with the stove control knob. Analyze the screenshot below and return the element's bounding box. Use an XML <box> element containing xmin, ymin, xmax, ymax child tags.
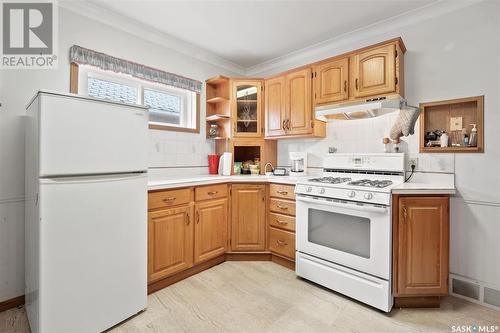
<box><xmin>364</xmin><ymin>192</ymin><xmax>374</xmax><ymax>200</ymax></box>
<box><xmin>306</xmin><ymin>186</ymin><xmax>313</xmax><ymax>193</ymax></box>
<box><xmin>319</xmin><ymin>188</ymin><xmax>326</xmax><ymax>194</ymax></box>
<box><xmin>348</xmin><ymin>191</ymin><xmax>356</xmax><ymax>198</ymax></box>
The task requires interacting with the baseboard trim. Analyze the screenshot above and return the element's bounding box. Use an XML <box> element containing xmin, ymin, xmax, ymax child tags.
<box><xmin>394</xmin><ymin>296</ymin><xmax>441</xmax><ymax>308</ymax></box>
<box><xmin>271</xmin><ymin>254</ymin><xmax>295</xmax><ymax>270</ymax></box>
<box><xmin>0</xmin><ymin>295</ymin><xmax>25</xmax><ymax>312</ymax></box>
<box><xmin>147</xmin><ymin>255</ymin><xmax>225</xmax><ymax>294</ymax></box>
<box><xmin>225</xmin><ymin>252</ymin><xmax>272</xmax><ymax>261</ymax></box>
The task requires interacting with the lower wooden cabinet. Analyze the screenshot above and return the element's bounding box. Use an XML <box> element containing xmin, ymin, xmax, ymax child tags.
<box><xmin>230</xmin><ymin>184</ymin><xmax>266</xmax><ymax>251</ymax></box>
<box><xmin>269</xmin><ymin>227</ymin><xmax>295</xmax><ymax>259</ymax></box>
<box><xmin>393</xmin><ymin>196</ymin><xmax>449</xmax><ymax>298</ymax></box>
<box><xmin>194</xmin><ymin>198</ymin><xmax>228</xmax><ymax>264</ymax></box>
<box><xmin>148</xmin><ymin>204</ymin><xmax>194</xmax><ymax>283</ymax></box>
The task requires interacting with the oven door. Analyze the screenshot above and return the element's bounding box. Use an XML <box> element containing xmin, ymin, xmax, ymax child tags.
<box><xmin>296</xmin><ymin>194</ymin><xmax>391</xmax><ymax>279</ymax></box>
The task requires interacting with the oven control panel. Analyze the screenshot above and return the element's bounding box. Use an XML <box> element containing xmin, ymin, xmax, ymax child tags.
<box><xmin>295</xmin><ymin>184</ymin><xmax>391</xmax><ymax>206</ymax></box>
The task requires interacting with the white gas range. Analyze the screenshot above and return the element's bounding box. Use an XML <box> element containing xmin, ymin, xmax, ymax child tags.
<box><xmin>295</xmin><ymin>153</ymin><xmax>405</xmax><ymax>312</ymax></box>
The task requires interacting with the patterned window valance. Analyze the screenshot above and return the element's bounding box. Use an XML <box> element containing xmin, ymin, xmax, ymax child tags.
<box><xmin>69</xmin><ymin>45</ymin><xmax>202</xmax><ymax>93</ymax></box>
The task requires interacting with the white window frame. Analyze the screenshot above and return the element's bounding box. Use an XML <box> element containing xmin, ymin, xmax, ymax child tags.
<box><xmin>78</xmin><ymin>65</ymin><xmax>198</xmax><ymax>132</ymax></box>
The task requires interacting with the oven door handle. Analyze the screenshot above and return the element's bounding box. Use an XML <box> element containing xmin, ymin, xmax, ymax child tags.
<box><xmin>296</xmin><ymin>195</ymin><xmax>388</xmax><ymax>214</ymax></box>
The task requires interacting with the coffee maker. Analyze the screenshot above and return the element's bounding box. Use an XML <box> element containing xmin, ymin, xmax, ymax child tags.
<box><xmin>289</xmin><ymin>152</ymin><xmax>307</xmax><ymax>176</ymax></box>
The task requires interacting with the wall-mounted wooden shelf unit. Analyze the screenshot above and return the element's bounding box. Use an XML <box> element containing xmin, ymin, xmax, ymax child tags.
<box><xmin>419</xmin><ymin>96</ymin><xmax>484</xmax><ymax>153</ymax></box>
<box><xmin>206</xmin><ymin>76</ymin><xmax>231</xmax><ymax>139</ymax></box>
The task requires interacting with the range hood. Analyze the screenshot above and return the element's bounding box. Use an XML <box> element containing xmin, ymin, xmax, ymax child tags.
<box><xmin>316</xmin><ymin>95</ymin><xmax>410</xmax><ymax>120</ymax></box>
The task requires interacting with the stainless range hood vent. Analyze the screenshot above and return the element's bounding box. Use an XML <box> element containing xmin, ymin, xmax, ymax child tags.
<box><xmin>316</xmin><ymin>95</ymin><xmax>408</xmax><ymax>121</ymax></box>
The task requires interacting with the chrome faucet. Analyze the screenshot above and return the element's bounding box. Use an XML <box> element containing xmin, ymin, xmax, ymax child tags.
<box><xmin>264</xmin><ymin>162</ymin><xmax>274</xmax><ymax>174</ymax></box>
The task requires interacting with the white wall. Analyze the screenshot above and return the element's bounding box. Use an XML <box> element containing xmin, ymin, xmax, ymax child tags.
<box><xmin>272</xmin><ymin>1</ymin><xmax>500</xmax><ymax>289</ymax></box>
<box><xmin>0</xmin><ymin>7</ymin><xmax>237</xmax><ymax>302</ymax></box>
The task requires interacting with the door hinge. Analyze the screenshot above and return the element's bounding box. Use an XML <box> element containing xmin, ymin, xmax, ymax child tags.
<box><xmin>311</xmin><ymin>121</ymin><xmax>315</xmax><ymax>128</ymax></box>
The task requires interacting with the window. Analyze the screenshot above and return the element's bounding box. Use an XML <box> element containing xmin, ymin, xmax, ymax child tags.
<box><xmin>78</xmin><ymin>65</ymin><xmax>198</xmax><ymax>132</ymax></box>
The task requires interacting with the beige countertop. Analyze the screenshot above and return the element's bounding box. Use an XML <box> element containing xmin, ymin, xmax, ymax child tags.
<box><xmin>148</xmin><ymin>172</ymin><xmax>456</xmax><ymax>195</ymax></box>
<box><xmin>391</xmin><ymin>172</ymin><xmax>456</xmax><ymax>195</ymax></box>
<box><xmin>148</xmin><ymin>174</ymin><xmax>305</xmax><ymax>191</ymax></box>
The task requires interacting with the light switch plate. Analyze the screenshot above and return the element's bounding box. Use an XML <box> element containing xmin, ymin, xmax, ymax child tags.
<box><xmin>450</xmin><ymin>117</ymin><xmax>463</xmax><ymax>131</ymax></box>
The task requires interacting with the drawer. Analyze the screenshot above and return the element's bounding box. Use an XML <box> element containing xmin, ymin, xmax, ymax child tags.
<box><xmin>269</xmin><ymin>227</ymin><xmax>295</xmax><ymax>260</ymax></box>
<box><xmin>269</xmin><ymin>183</ymin><xmax>295</xmax><ymax>200</ymax></box>
<box><xmin>269</xmin><ymin>213</ymin><xmax>295</xmax><ymax>232</ymax></box>
<box><xmin>269</xmin><ymin>198</ymin><xmax>296</xmax><ymax>216</ymax></box>
<box><xmin>195</xmin><ymin>184</ymin><xmax>228</xmax><ymax>201</ymax></box>
<box><xmin>148</xmin><ymin>188</ymin><xmax>192</xmax><ymax>210</ymax></box>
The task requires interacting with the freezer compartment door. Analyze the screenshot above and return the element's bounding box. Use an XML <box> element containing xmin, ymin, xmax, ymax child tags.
<box><xmin>38</xmin><ymin>173</ymin><xmax>147</xmax><ymax>332</ymax></box>
<box><xmin>39</xmin><ymin>94</ymin><xmax>148</xmax><ymax>176</ymax></box>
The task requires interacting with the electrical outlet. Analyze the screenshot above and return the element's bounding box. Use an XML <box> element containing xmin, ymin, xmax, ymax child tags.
<box><xmin>407</xmin><ymin>157</ymin><xmax>418</xmax><ymax>170</ymax></box>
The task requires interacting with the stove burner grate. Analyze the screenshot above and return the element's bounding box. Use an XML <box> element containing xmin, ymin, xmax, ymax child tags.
<box><xmin>348</xmin><ymin>179</ymin><xmax>393</xmax><ymax>188</ymax></box>
<box><xmin>308</xmin><ymin>177</ymin><xmax>352</xmax><ymax>184</ymax></box>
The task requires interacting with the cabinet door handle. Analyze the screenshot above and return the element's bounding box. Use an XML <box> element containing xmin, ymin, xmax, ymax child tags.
<box><xmin>402</xmin><ymin>207</ymin><xmax>407</xmax><ymax>221</ymax></box>
<box><xmin>344</xmin><ymin>80</ymin><xmax>347</xmax><ymax>92</ymax></box>
<box><xmin>207</xmin><ymin>191</ymin><xmax>218</xmax><ymax>195</ymax></box>
<box><xmin>355</xmin><ymin>78</ymin><xmax>359</xmax><ymax>90</ymax></box>
<box><xmin>196</xmin><ymin>210</ymin><xmax>200</xmax><ymax>224</ymax></box>
<box><xmin>276</xmin><ymin>220</ymin><xmax>288</xmax><ymax>225</ymax></box>
<box><xmin>163</xmin><ymin>197</ymin><xmax>176</xmax><ymax>203</ymax></box>
<box><xmin>186</xmin><ymin>212</ymin><xmax>190</xmax><ymax>225</ymax></box>
<box><xmin>282</xmin><ymin>120</ymin><xmax>286</xmax><ymax>130</ymax></box>
<box><xmin>276</xmin><ymin>190</ymin><xmax>288</xmax><ymax>195</ymax></box>
<box><xmin>286</xmin><ymin>119</ymin><xmax>291</xmax><ymax>130</ymax></box>
<box><xmin>276</xmin><ymin>239</ymin><xmax>288</xmax><ymax>246</ymax></box>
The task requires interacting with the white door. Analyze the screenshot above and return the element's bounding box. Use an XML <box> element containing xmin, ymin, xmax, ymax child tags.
<box><xmin>39</xmin><ymin>93</ymin><xmax>148</xmax><ymax>176</ymax></box>
<box><xmin>296</xmin><ymin>195</ymin><xmax>391</xmax><ymax>279</ymax></box>
<box><xmin>38</xmin><ymin>173</ymin><xmax>147</xmax><ymax>333</ymax></box>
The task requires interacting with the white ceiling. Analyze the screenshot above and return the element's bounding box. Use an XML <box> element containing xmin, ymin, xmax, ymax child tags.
<box><xmin>89</xmin><ymin>0</ymin><xmax>437</xmax><ymax>69</ymax></box>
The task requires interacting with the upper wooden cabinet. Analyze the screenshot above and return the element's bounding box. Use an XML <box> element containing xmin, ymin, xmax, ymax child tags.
<box><xmin>286</xmin><ymin>68</ymin><xmax>313</xmax><ymax>135</ymax></box>
<box><xmin>393</xmin><ymin>196</ymin><xmax>449</xmax><ymax>297</ymax></box>
<box><xmin>352</xmin><ymin>43</ymin><xmax>397</xmax><ymax>98</ymax></box>
<box><xmin>231</xmin><ymin>80</ymin><xmax>263</xmax><ymax>138</ymax></box>
<box><xmin>265</xmin><ymin>76</ymin><xmax>286</xmax><ymax>137</ymax></box>
<box><xmin>265</xmin><ymin>68</ymin><xmax>325</xmax><ymax>138</ymax></box>
<box><xmin>148</xmin><ymin>204</ymin><xmax>194</xmax><ymax>283</ymax></box>
<box><xmin>194</xmin><ymin>198</ymin><xmax>228</xmax><ymax>264</ymax></box>
<box><xmin>313</xmin><ymin>57</ymin><xmax>349</xmax><ymax>105</ymax></box>
<box><xmin>230</xmin><ymin>184</ymin><xmax>266</xmax><ymax>251</ymax></box>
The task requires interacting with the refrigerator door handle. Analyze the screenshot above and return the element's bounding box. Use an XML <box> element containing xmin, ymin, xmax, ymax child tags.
<box><xmin>39</xmin><ymin>172</ymin><xmax>147</xmax><ymax>185</ymax></box>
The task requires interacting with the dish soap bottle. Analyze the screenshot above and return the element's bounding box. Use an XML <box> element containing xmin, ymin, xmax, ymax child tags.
<box><xmin>440</xmin><ymin>131</ymin><xmax>449</xmax><ymax>147</ymax></box>
<box><xmin>469</xmin><ymin>124</ymin><xmax>478</xmax><ymax>146</ymax></box>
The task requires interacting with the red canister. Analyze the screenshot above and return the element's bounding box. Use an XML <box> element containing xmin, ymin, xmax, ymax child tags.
<box><xmin>208</xmin><ymin>154</ymin><xmax>219</xmax><ymax>175</ymax></box>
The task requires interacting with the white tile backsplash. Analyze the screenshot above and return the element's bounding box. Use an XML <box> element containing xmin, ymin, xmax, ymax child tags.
<box><xmin>277</xmin><ymin>112</ymin><xmax>455</xmax><ymax>174</ymax></box>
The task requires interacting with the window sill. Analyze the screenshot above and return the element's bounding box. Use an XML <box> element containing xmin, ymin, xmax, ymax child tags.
<box><xmin>149</xmin><ymin>123</ymin><xmax>200</xmax><ymax>133</ymax></box>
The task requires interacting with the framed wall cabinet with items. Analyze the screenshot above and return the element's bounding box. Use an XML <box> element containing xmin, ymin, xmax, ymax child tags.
<box><xmin>419</xmin><ymin>95</ymin><xmax>484</xmax><ymax>153</ymax></box>
<box><xmin>69</xmin><ymin>45</ymin><xmax>201</xmax><ymax>133</ymax></box>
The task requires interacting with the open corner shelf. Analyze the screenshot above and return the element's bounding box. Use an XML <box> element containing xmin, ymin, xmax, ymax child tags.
<box><xmin>206</xmin><ymin>96</ymin><xmax>229</xmax><ymax>104</ymax></box>
<box><xmin>419</xmin><ymin>95</ymin><xmax>484</xmax><ymax>153</ymax></box>
<box><xmin>206</xmin><ymin>114</ymin><xmax>231</xmax><ymax>122</ymax></box>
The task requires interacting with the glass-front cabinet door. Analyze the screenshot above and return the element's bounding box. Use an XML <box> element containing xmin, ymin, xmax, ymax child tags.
<box><xmin>231</xmin><ymin>80</ymin><xmax>263</xmax><ymax>137</ymax></box>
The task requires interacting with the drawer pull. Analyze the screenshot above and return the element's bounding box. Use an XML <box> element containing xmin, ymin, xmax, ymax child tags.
<box><xmin>163</xmin><ymin>197</ymin><xmax>176</xmax><ymax>202</ymax></box>
<box><xmin>276</xmin><ymin>220</ymin><xmax>288</xmax><ymax>225</ymax></box>
<box><xmin>276</xmin><ymin>239</ymin><xmax>288</xmax><ymax>246</ymax></box>
<box><xmin>276</xmin><ymin>204</ymin><xmax>288</xmax><ymax>210</ymax></box>
<box><xmin>207</xmin><ymin>191</ymin><xmax>218</xmax><ymax>195</ymax></box>
<box><xmin>276</xmin><ymin>190</ymin><xmax>288</xmax><ymax>195</ymax></box>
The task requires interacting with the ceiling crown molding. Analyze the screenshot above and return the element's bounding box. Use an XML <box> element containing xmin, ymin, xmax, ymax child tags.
<box><xmin>58</xmin><ymin>1</ymin><xmax>246</xmax><ymax>75</ymax></box>
<box><xmin>245</xmin><ymin>0</ymin><xmax>485</xmax><ymax>76</ymax></box>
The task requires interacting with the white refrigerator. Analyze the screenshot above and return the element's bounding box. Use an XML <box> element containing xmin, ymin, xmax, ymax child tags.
<box><xmin>25</xmin><ymin>91</ymin><xmax>149</xmax><ymax>332</ymax></box>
